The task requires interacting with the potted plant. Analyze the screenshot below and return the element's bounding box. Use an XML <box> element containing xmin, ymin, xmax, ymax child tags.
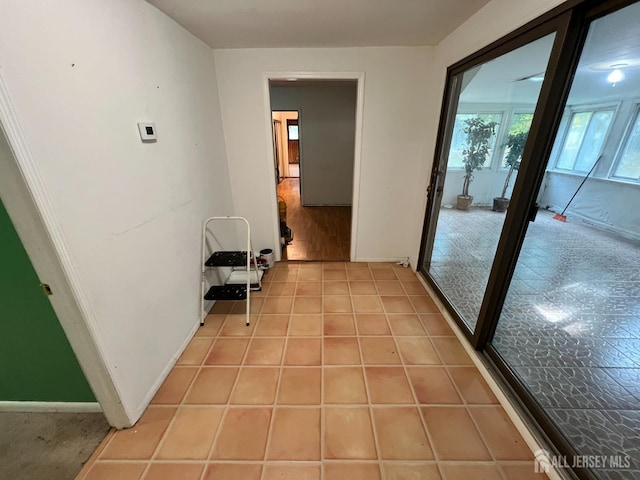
<box><xmin>493</xmin><ymin>130</ymin><xmax>528</xmax><ymax>212</ymax></box>
<box><xmin>457</xmin><ymin>116</ymin><xmax>498</xmax><ymax>210</ymax></box>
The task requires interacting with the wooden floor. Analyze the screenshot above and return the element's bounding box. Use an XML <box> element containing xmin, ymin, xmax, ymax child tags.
<box><xmin>277</xmin><ymin>178</ymin><xmax>351</xmax><ymax>261</ymax></box>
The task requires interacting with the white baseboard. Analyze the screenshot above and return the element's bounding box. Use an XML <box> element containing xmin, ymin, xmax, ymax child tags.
<box><xmin>0</xmin><ymin>401</ymin><xmax>102</xmax><ymax>413</ymax></box>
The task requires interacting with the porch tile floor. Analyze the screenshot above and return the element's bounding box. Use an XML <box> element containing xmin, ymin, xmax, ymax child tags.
<box><xmin>77</xmin><ymin>262</ymin><xmax>545</xmax><ymax>480</ymax></box>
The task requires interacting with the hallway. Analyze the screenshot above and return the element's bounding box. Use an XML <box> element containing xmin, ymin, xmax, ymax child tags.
<box><xmin>277</xmin><ymin>178</ymin><xmax>351</xmax><ymax>261</ymax></box>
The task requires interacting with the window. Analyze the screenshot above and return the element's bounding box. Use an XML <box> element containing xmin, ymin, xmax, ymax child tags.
<box><xmin>501</xmin><ymin>113</ymin><xmax>533</xmax><ymax>168</ymax></box>
<box><xmin>447</xmin><ymin>113</ymin><xmax>502</xmax><ymax>168</ymax></box>
<box><xmin>287</xmin><ymin>125</ymin><xmax>299</xmax><ymax>140</ymax></box>
<box><xmin>613</xmin><ymin>106</ymin><xmax>640</xmax><ymax>181</ymax></box>
<box><xmin>554</xmin><ymin>108</ymin><xmax>614</xmax><ymax>172</ymax></box>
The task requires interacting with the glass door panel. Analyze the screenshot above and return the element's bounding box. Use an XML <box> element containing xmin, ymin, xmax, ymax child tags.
<box><xmin>491</xmin><ymin>3</ymin><xmax>640</xmax><ymax>478</ymax></box>
<box><xmin>422</xmin><ymin>33</ymin><xmax>556</xmax><ymax>332</ymax></box>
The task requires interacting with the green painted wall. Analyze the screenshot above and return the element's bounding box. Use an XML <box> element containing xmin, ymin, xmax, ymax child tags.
<box><xmin>0</xmin><ymin>198</ymin><xmax>95</xmax><ymax>401</ymax></box>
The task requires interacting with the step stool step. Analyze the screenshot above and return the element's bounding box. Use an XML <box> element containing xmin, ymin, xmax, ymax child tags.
<box><xmin>204</xmin><ymin>284</ymin><xmax>247</xmax><ymax>301</ymax></box>
<box><xmin>205</xmin><ymin>251</ymin><xmax>248</xmax><ymax>267</ymax></box>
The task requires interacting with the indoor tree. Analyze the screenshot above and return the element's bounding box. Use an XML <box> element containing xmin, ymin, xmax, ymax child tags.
<box><xmin>457</xmin><ymin>116</ymin><xmax>498</xmax><ymax>210</ymax></box>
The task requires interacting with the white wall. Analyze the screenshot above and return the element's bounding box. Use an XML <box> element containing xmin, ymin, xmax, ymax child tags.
<box><xmin>0</xmin><ymin>0</ymin><xmax>233</xmax><ymax>425</ymax></box>
<box><xmin>271</xmin><ymin>83</ymin><xmax>357</xmax><ymax>206</ymax></box>
<box><xmin>213</xmin><ymin>47</ymin><xmax>432</xmax><ymax>262</ymax></box>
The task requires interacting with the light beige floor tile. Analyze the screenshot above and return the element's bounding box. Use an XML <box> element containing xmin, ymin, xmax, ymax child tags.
<box><xmin>284</xmin><ymin>337</ymin><xmax>322</xmax><ymax>365</ymax></box>
<box><xmin>469</xmin><ymin>406</ymin><xmax>533</xmax><ymax>460</ymax></box>
<box><xmin>205</xmin><ymin>338</ymin><xmax>249</xmax><ymax>365</ymax></box>
<box><xmin>323</xmin><ymin>296</ymin><xmax>353</xmax><ymax>313</ymax></box>
<box><xmin>278</xmin><ymin>367</ymin><xmax>321</xmax><ymax>404</ymax></box>
<box><xmin>85</xmin><ymin>462</ymin><xmax>146</xmax><ymax>480</ymax></box>
<box><xmin>254</xmin><ymin>314</ymin><xmax>290</xmax><ymax>336</ymax></box>
<box><xmin>268</xmin><ymin>282</ymin><xmax>296</xmax><ymax>296</ymax></box>
<box><xmin>439</xmin><ymin>464</ymin><xmax>503</xmax><ymax>480</ymax></box>
<box><xmin>352</xmin><ymin>295</ymin><xmax>385</xmax><ymax>313</ymax></box>
<box><xmin>263</xmin><ymin>464</ymin><xmax>321</xmax><ymax>480</ymax></box>
<box><xmin>324</xmin><ymin>367</ymin><xmax>368</xmax><ymax>404</ymax></box>
<box><xmin>156</xmin><ymin>407</ymin><xmax>224</xmax><ymax>460</ymax></box>
<box><xmin>292</xmin><ymin>296</ymin><xmax>323</xmax><ymax>314</ymax></box>
<box><xmin>421</xmin><ymin>406</ymin><xmax>491</xmax><ymax>460</ymax></box>
<box><xmin>219</xmin><ymin>315</ymin><xmax>256</xmax><ymax>336</ymax></box>
<box><xmin>229</xmin><ymin>367</ymin><xmax>279</xmax><ymax>404</ymax></box>
<box><xmin>194</xmin><ymin>315</ymin><xmax>225</xmax><ymax>337</ymax></box>
<box><xmin>381</xmin><ymin>296</ymin><xmax>416</xmax><ymax>313</ymax></box>
<box><xmin>203</xmin><ymin>464</ymin><xmax>262</xmax><ymax>480</ymax></box>
<box><xmin>262</xmin><ymin>296</ymin><xmax>294</xmax><ymax>314</ymax></box>
<box><xmin>406</xmin><ymin>367</ymin><xmax>462</xmax><ymax>405</ymax></box>
<box><xmin>324</xmin><ymin>281</ymin><xmax>350</xmax><ymax>295</ymax></box>
<box><xmin>388</xmin><ymin>314</ymin><xmax>427</xmax><ymax>336</ymax></box>
<box><xmin>448</xmin><ymin>367</ymin><xmax>499</xmax><ymax>404</ymax></box>
<box><xmin>324</xmin><ymin>463</ymin><xmax>381</xmax><ymax>480</ymax></box>
<box><xmin>419</xmin><ymin>314</ymin><xmax>455</xmax><ymax>336</ymax></box>
<box><xmin>347</xmin><ymin>269</ymin><xmax>373</xmax><ymax>281</ymax></box>
<box><xmin>360</xmin><ymin>337</ymin><xmax>402</xmax><ymax>365</ymax></box>
<box><xmin>144</xmin><ymin>463</ymin><xmax>205</xmax><ymax>480</ymax></box>
<box><xmin>177</xmin><ymin>337</ymin><xmax>214</xmax><ymax>365</ymax></box>
<box><xmin>211</xmin><ymin>407</ymin><xmax>271</xmax><ymax>460</ymax></box>
<box><xmin>355</xmin><ymin>314</ymin><xmax>391</xmax><ymax>335</ymax></box>
<box><xmin>431</xmin><ymin>337</ymin><xmax>474</xmax><ymax>365</ymax></box>
<box><xmin>324</xmin><ymin>269</ymin><xmax>348</xmax><ymax>281</ymax></box>
<box><xmin>396</xmin><ymin>337</ymin><xmax>441</xmax><ymax>365</ymax></box>
<box><xmin>375</xmin><ymin>280</ymin><xmax>405</xmax><ymax>295</ymax></box>
<box><xmin>372</xmin><ymin>407</ymin><xmax>433</xmax><ymax>460</ymax></box>
<box><xmin>324</xmin><ymin>314</ymin><xmax>356</xmax><ymax>335</ymax></box>
<box><xmin>324</xmin><ymin>337</ymin><xmax>361</xmax><ymax>365</ymax></box>
<box><xmin>384</xmin><ymin>463</ymin><xmax>442</xmax><ymax>480</ymax></box>
<box><xmin>151</xmin><ymin>367</ymin><xmax>197</xmax><ymax>404</ymax></box>
<box><xmin>409</xmin><ymin>295</ymin><xmax>441</xmax><ymax>313</ymax></box>
<box><xmin>366</xmin><ymin>367</ymin><xmax>415</xmax><ymax>404</ymax></box>
<box><xmin>101</xmin><ymin>407</ymin><xmax>176</xmax><ymax>459</ymax></box>
<box><xmin>267</xmin><ymin>408</ymin><xmax>321</xmax><ymax>460</ymax></box>
<box><xmin>244</xmin><ymin>338</ymin><xmax>285</xmax><ymax>365</ymax></box>
<box><xmin>295</xmin><ymin>281</ymin><xmax>322</xmax><ymax>296</ymax></box>
<box><xmin>349</xmin><ymin>281</ymin><xmax>378</xmax><ymax>294</ymax></box>
<box><xmin>289</xmin><ymin>314</ymin><xmax>323</xmax><ymax>336</ymax></box>
<box><xmin>325</xmin><ymin>407</ymin><xmax>377</xmax><ymax>459</ymax></box>
<box><xmin>184</xmin><ymin>367</ymin><xmax>238</xmax><ymax>404</ymax></box>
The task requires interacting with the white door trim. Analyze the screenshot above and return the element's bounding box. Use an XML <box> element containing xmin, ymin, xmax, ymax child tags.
<box><xmin>0</xmin><ymin>74</ymin><xmax>130</xmax><ymax>428</ymax></box>
<box><xmin>262</xmin><ymin>71</ymin><xmax>365</xmax><ymax>261</ymax></box>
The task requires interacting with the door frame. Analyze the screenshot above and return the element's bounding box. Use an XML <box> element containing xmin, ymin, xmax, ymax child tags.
<box><xmin>262</xmin><ymin>72</ymin><xmax>365</xmax><ymax>262</ymax></box>
<box><xmin>0</xmin><ymin>75</ymin><xmax>129</xmax><ymax>427</ymax></box>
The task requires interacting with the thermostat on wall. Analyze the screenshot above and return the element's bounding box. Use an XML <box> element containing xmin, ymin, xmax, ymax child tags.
<box><xmin>137</xmin><ymin>122</ymin><xmax>157</xmax><ymax>142</ymax></box>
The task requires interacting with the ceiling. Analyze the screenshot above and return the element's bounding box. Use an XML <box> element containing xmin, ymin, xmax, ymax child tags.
<box><xmin>145</xmin><ymin>0</ymin><xmax>492</xmax><ymax>48</ymax></box>
<box><xmin>461</xmin><ymin>1</ymin><xmax>640</xmax><ymax>105</ymax></box>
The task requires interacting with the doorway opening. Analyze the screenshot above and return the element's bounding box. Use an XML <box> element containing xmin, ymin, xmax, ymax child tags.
<box><xmin>269</xmin><ymin>79</ymin><xmax>358</xmax><ymax>261</ymax></box>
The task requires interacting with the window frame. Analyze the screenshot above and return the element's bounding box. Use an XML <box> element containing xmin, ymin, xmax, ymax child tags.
<box><xmin>610</xmin><ymin>100</ymin><xmax>640</xmax><ymax>182</ymax></box>
<box><xmin>550</xmin><ymin>102</ymin><xmax>618</xmax><ymax>173</ymax></box>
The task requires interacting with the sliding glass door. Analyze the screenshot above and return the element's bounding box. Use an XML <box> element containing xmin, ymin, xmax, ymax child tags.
<box><xmin>489</xmin><ymin>3</ymin><xmax>640</xmax><ymax>478</ymax></box>
<box><xmin>419</xmin><ymin>1</ymin><xmax>640</xmax><ymax>478</ymax></box>
<box><xmin>420</xmin><ymin>32</ymin><xmax>557</xmax><ymax>333</ymax></box>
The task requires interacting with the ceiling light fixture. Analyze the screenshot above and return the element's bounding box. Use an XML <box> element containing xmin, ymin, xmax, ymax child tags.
<box><xmin>607</xmin><ymin>69</ymin><xmax>624</xmax><ymax>85</ymax></box>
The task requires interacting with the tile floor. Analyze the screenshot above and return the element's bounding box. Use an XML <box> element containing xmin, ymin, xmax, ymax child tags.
<box><xmin>429</xmin><ymin>207</ymin><xmax>640</xmax><ymax>479</ymax></box>
<box><xmin>78</xmin><ymin>262</ymin><xmax>545</xmax><ymax>480</ymax></box>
